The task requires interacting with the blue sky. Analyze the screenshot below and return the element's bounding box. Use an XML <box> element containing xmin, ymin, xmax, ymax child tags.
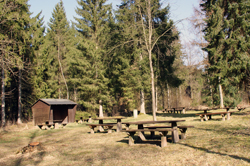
<box><xmin>28</xmin><ymin>0</ymin><xmax>200</xmax><ymax>43</ymax></box>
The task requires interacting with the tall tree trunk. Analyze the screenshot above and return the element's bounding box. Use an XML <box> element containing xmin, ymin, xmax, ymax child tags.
<box><xmin>17</xmin><ymin>69</ymin><xmax>22</xmax><ymax>124</ymax></box>
<box><xmin>99</xmin><ymin>99</ymin><xmax>103</xmax><ymax>117</ymax></box>
<box><xmin>57</xmin><ymin>37</ymin><xmax>69</xmax><ymax>99</ymax></box>
<box><xmin>155</xmin><ymin>85</ymin><xmax>158</xmax><ymax>112</ymax></box>
<box><xmin>167</xmin><ymin>83</ymin><xmax>170</xmax><ymax>108</ymax></box>
<box><xmin>179</xmin><ymin>86</ymin><xmax>182</xmax><ymax>106</ymax></box>
<box><xmin>219</xmin><ymin>77</ymin><xmax>224</xmax><ymax>108</ymax></box>
<box><xmin>139</xmin><ymin>45</ymin><xmax>146</xmax><ymax>114</ymax></box>
<box><xmin>140</xmin><ymin>90</ymin><xmax>146</xmax><ymax>114</ymax></box>
<box><xmin>1</xmin><ymin>61</ymin><xmax>5</xmax><ymax>128</ymax></box>
<box><xmin>140</xmin><ymin>0</ymin><xmax>156</xmax><ymax>121</ymax></box>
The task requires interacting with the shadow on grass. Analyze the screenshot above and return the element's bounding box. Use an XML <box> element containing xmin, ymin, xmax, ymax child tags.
<box><xmin>179</xmin><ymin>142</ymin><xmax>250</xmax><ymax>163</ymax></box>
<box><xmin>118</xmin><ymin>134</ymin><xmax>173</xmax><ymax>148</ymax></box>
<box><xmin>195</xmin><ymin>124</ymin><xmax>250</xmax><ymax>136</ymax></box>
<box><xmin>14</xmin><ymin>130</ymin><xmax>47</xmax><ymax>166</ymax></box>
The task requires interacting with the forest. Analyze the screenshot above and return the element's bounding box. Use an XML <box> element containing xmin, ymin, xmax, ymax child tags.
<box><xmin>1</xmin><ymin>0</ymin><xmax>250</xmax><ymax>127</ymax></box>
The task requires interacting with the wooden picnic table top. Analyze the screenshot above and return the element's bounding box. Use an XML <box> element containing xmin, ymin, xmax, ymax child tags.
<box><xmin>93</xmin><ymin>117</ymin><xmax>126</xmax><ymax>120</ymax></box>
<box><xmin>122</xmin><ymin>120</ymin><xmax>185</xmax><ymax>125</ymax></box>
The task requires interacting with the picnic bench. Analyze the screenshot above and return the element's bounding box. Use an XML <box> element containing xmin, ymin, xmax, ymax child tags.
<box><xmin>86</xmin><ymin>123</ymin><xmax>115</xmax><ymax>134</ymax></box>
<box><xmin>93</xmin><ymin>117</ymin><xmax>126</xmax><ymax>132</ymax></box>
<box><xmin>122</xmin><ymin>128</ymin><xmax>174</xmax><ymax>147</ymax></box>
<box><xmin>196</xmin><ymin>111</ymin><xmax>235</xmax><ymax>121</ymax></box>
<box><xmin>163</xmin><ymin>107</ymin><xmax>186</xmax><ymax>114</ymax></box>
<box><xmin>144</xmin><ymin>125</ymin><xmax>194</xmax><ymax>139</ymax></box>
<box><xmin>76</xmin><ymin>116</ymin><xmax>92</xmax><ymax>124</ymax></box>
<box><xmin>37</xmin><ymin>120</ymin><xmax>67</xmax><ymax>129</ymax></box>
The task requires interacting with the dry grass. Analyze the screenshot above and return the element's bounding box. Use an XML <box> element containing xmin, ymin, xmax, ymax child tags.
<box><xmin>0</xmin><ymin>108</ymin><xmax>250</xmax><ymax>166</ymax></box>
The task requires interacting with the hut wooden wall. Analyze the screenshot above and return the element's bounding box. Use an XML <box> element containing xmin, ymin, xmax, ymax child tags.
<box><xmin>32</xmin><ymin>101</ymin><xmax>50</xmax><ymax>125</ymax></box>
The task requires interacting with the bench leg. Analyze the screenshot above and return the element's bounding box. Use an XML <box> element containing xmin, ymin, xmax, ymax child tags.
<box><xmin>200</xmin><ymin>115</ymin><xmax>204</xmax><ymax>122</ymax></box>
<box><xmin>107</xmin><ymin>126</ymin><xmax>113</xmax><ymax>133</ymax></box>
<box><xmin>127</xmin><ymin>132</ymin><xmax>136</xmax><ymax>146</ymax></box>
<box><xmin>125</xmin><ymin>124</ymin><xmax>130</xmax><ymax>130</ymax></box>
<box><xmin>226</xmin><ymin>112</ymin><xmax>231</xmax><ymax>120</ymax></box>
<box><xmin>99</xmin><ymin>120</ymin><xmax>104</xmax><ymax>132</ymax></box>
<box><xmin>117</xmin><ymin>119</ymin><xmax>122</xmax><ymax>132</ymax></box>
<box><xmin>54</xmin><ymin>123</ymin><xmax>59</xmax><ymax>129</ymax></box>
<box><xmin>204</xmin><ymin>115</ymin><xmax>208</xmax><ymax>121</ymax></box>
<box><xmin>159</xmin><ymin>131</ymin><xmax>168</xmax><ymax>147</ymax></box>
<box><xmin>150</xmin><ymin>131</ymin><xmax>155</xmax><ymax>138</ymax></box>
<box><xmin>38</xmin><ymin>125</ymin><xmax>43</xmax><ymax>129</ymax></box>
<box><xmin>221</xmin><ymin>114</ymin><xmax>225</xmax><ymax>121</ymax></box>
<box><xmin>138</xmin><ymin>131</ymin><xmax>146</xmax><ymax>141</ymax></box>
<box><xmin>171</xmin><ymin>122</ymin><xmax>179</xmax><ymax>143</ymax></box>
<box><xmin>179</xmin><ymin>128</ymin><xmax>187</xmax><ymax>139</ymax></box>
<box><xmin>208</xmin><ymin>115</ymin><xmax>212</xmax><ymax>120</ymax></box>
<box><xmin>90</xmin><ymin>126</ymin><xmax>96</xmax><ymax>134</ymax></box>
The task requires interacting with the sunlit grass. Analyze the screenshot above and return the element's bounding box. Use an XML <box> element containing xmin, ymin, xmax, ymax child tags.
<box><xmin>0</xmin><ymin>108</ymin><xmax>250</xmax><ymax>165</ymax></box>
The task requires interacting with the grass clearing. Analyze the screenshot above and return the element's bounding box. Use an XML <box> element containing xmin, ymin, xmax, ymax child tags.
<box><xmin>0</xmin><ymin>108</ymin><xmax>250</xmax><ymax>165</ymax></box>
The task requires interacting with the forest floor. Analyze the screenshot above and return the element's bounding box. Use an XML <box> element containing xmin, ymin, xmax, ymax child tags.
<box><xmin>0</xmin><ymin>108</ymin><xmax>250</xmax><ymax>166</ymax></box>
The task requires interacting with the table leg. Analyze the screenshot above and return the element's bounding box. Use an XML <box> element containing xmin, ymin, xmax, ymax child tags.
<box><xmin>171</xmin><ymin>122</ymin><xmax>179</xmax><ymax>143</ymax></box>
<box><xmin>138</xmin><ymin>124</ymin><xmax>145</xmax><ymax>135</ymax></box>
<box><xmin>99</xmin><ymin>120</ymin><xmax>104</xmax><ymax>132</ymax></box>
<box><xmin>226</xmin><ymin>112</ymin><xmax>230</xmax><ymax>120</ymax></box>
<box><xmin>117</xmin><ymin>119</ymin><xmax>122</xmax><ymax>132</ymax></box>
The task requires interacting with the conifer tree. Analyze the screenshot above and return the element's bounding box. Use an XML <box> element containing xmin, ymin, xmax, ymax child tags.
<box><xmin>45</xmin><ymin>0</ymin><xmax>71</xmax><ymax>99</ymax></box>
<box><xmin>112</xmin><ymin>0</ymin><xmax>150</xmax><ymax>114</ymax></box>
<box><xmin>201</xmin><ymin>0</ymin><xmax>250</xmax><ymax>106</ymax></box>
<box><xmin>74</xmin><ymin>0</ymin><xmax>113</xmax><ymax>116</ymax></box>
<box><xmin>0</xmin><ymin>0</ymin><xmax>32</xmax><ymax>126</ymax></box>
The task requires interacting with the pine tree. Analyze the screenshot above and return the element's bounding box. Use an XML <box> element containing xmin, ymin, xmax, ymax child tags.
<box><xmin>45</xmin><ymin>0</ymin><xmax>71</xmax><ymax>99</ymax></box>
<box><xmin>201</xmin><ymin>0</ymin><xmax>250</xmax><ymax>106</ymax></box>
<box><xmin>0</xmin><ymin>0</ymin><xmax>32</xmax><ymax>126</ymax></box>
<box><xmin>74</xmin><ymin>0</ymin><xmax>113</xmax><ymax>116</ymax></box>
<box><xmin>110</xmin><ymin>0</ymin><xmax>150</xmax><ymax>114</ymax></box>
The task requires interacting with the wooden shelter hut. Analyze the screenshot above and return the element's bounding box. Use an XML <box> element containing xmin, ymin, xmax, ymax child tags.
<box><xmin>32</xmin><ymin>99</ymin><xmax>77</xmax><ymax>127</ymax></box>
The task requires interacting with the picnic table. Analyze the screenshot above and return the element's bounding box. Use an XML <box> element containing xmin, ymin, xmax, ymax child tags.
<box><xmin>93</xmin><ymin>117</ymin><xmax>126</xmax><ymax>132</ymax></box>
<box><xmin>195</xmin><ymin>107</ymin><xmax>236</xmax><ymax>121</ymax></box>
<box><xmin>122</xmin><ymin>120</ymin><xmax>185</xmax><ymax>143</ymax></box>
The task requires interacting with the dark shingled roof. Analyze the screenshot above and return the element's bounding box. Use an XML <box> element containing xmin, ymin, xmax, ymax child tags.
<box><xmin>39</xmin><ymin>99</ymin><xmax>77</xmax><ymax>105</ymax></box>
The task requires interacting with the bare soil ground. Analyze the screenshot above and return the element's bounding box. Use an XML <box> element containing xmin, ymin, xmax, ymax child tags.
<box><xmin>0</xmin><ymin>108</ymin><xmax>250</xmax><ymax>166</ymax></box>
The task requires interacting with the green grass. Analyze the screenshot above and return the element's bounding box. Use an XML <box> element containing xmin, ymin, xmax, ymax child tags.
<box><xmin>0</xmin><ymin>108</ymin><xmax>250</xmax><ymax>165</ymax></box>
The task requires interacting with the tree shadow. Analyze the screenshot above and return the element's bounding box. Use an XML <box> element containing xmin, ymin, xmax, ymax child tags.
<box><xmin>179</xmin><ymin>142</ymin><xmax>250</xmax><ymax>163</ymax></box>
<box><xmin>14</xmin><ymin>129</ymin><xmax>47</xmax><ymax>166</ymax></box>
<box><xmin>118</xmin><ymin>134</ymin><xmax>173</xmax><ymax>147</ymax></box>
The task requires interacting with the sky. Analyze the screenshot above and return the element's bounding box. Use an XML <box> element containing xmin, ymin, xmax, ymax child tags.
<box><xmin>28</xmin><ymin>0</ymin><xmax>200</xmax><ymax>45</ymax></box>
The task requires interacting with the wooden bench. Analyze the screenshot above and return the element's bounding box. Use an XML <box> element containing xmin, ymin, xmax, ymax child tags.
<box><xmin>144</xmin><ymin>125</ymin><xmax>194</xmax><ymax>139</ymax></box>
<box><xmin>38</xmin><ymin>120</ymin><xmax>67</xmax><ymax>129</ymax></box>
<box><xmin>122</xmin><ymin>128</ymin><xmax>174</xmax><ymax>147</ymax></box>
<box><xmin>196</xmin><ymin>111</ymin><xmax>235</xmax><ymax>121</ymax></box>
<box><xmin>86</xmin><ymin>123</ymin><xmax>115</xmax><ymax>134</ymax></box>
